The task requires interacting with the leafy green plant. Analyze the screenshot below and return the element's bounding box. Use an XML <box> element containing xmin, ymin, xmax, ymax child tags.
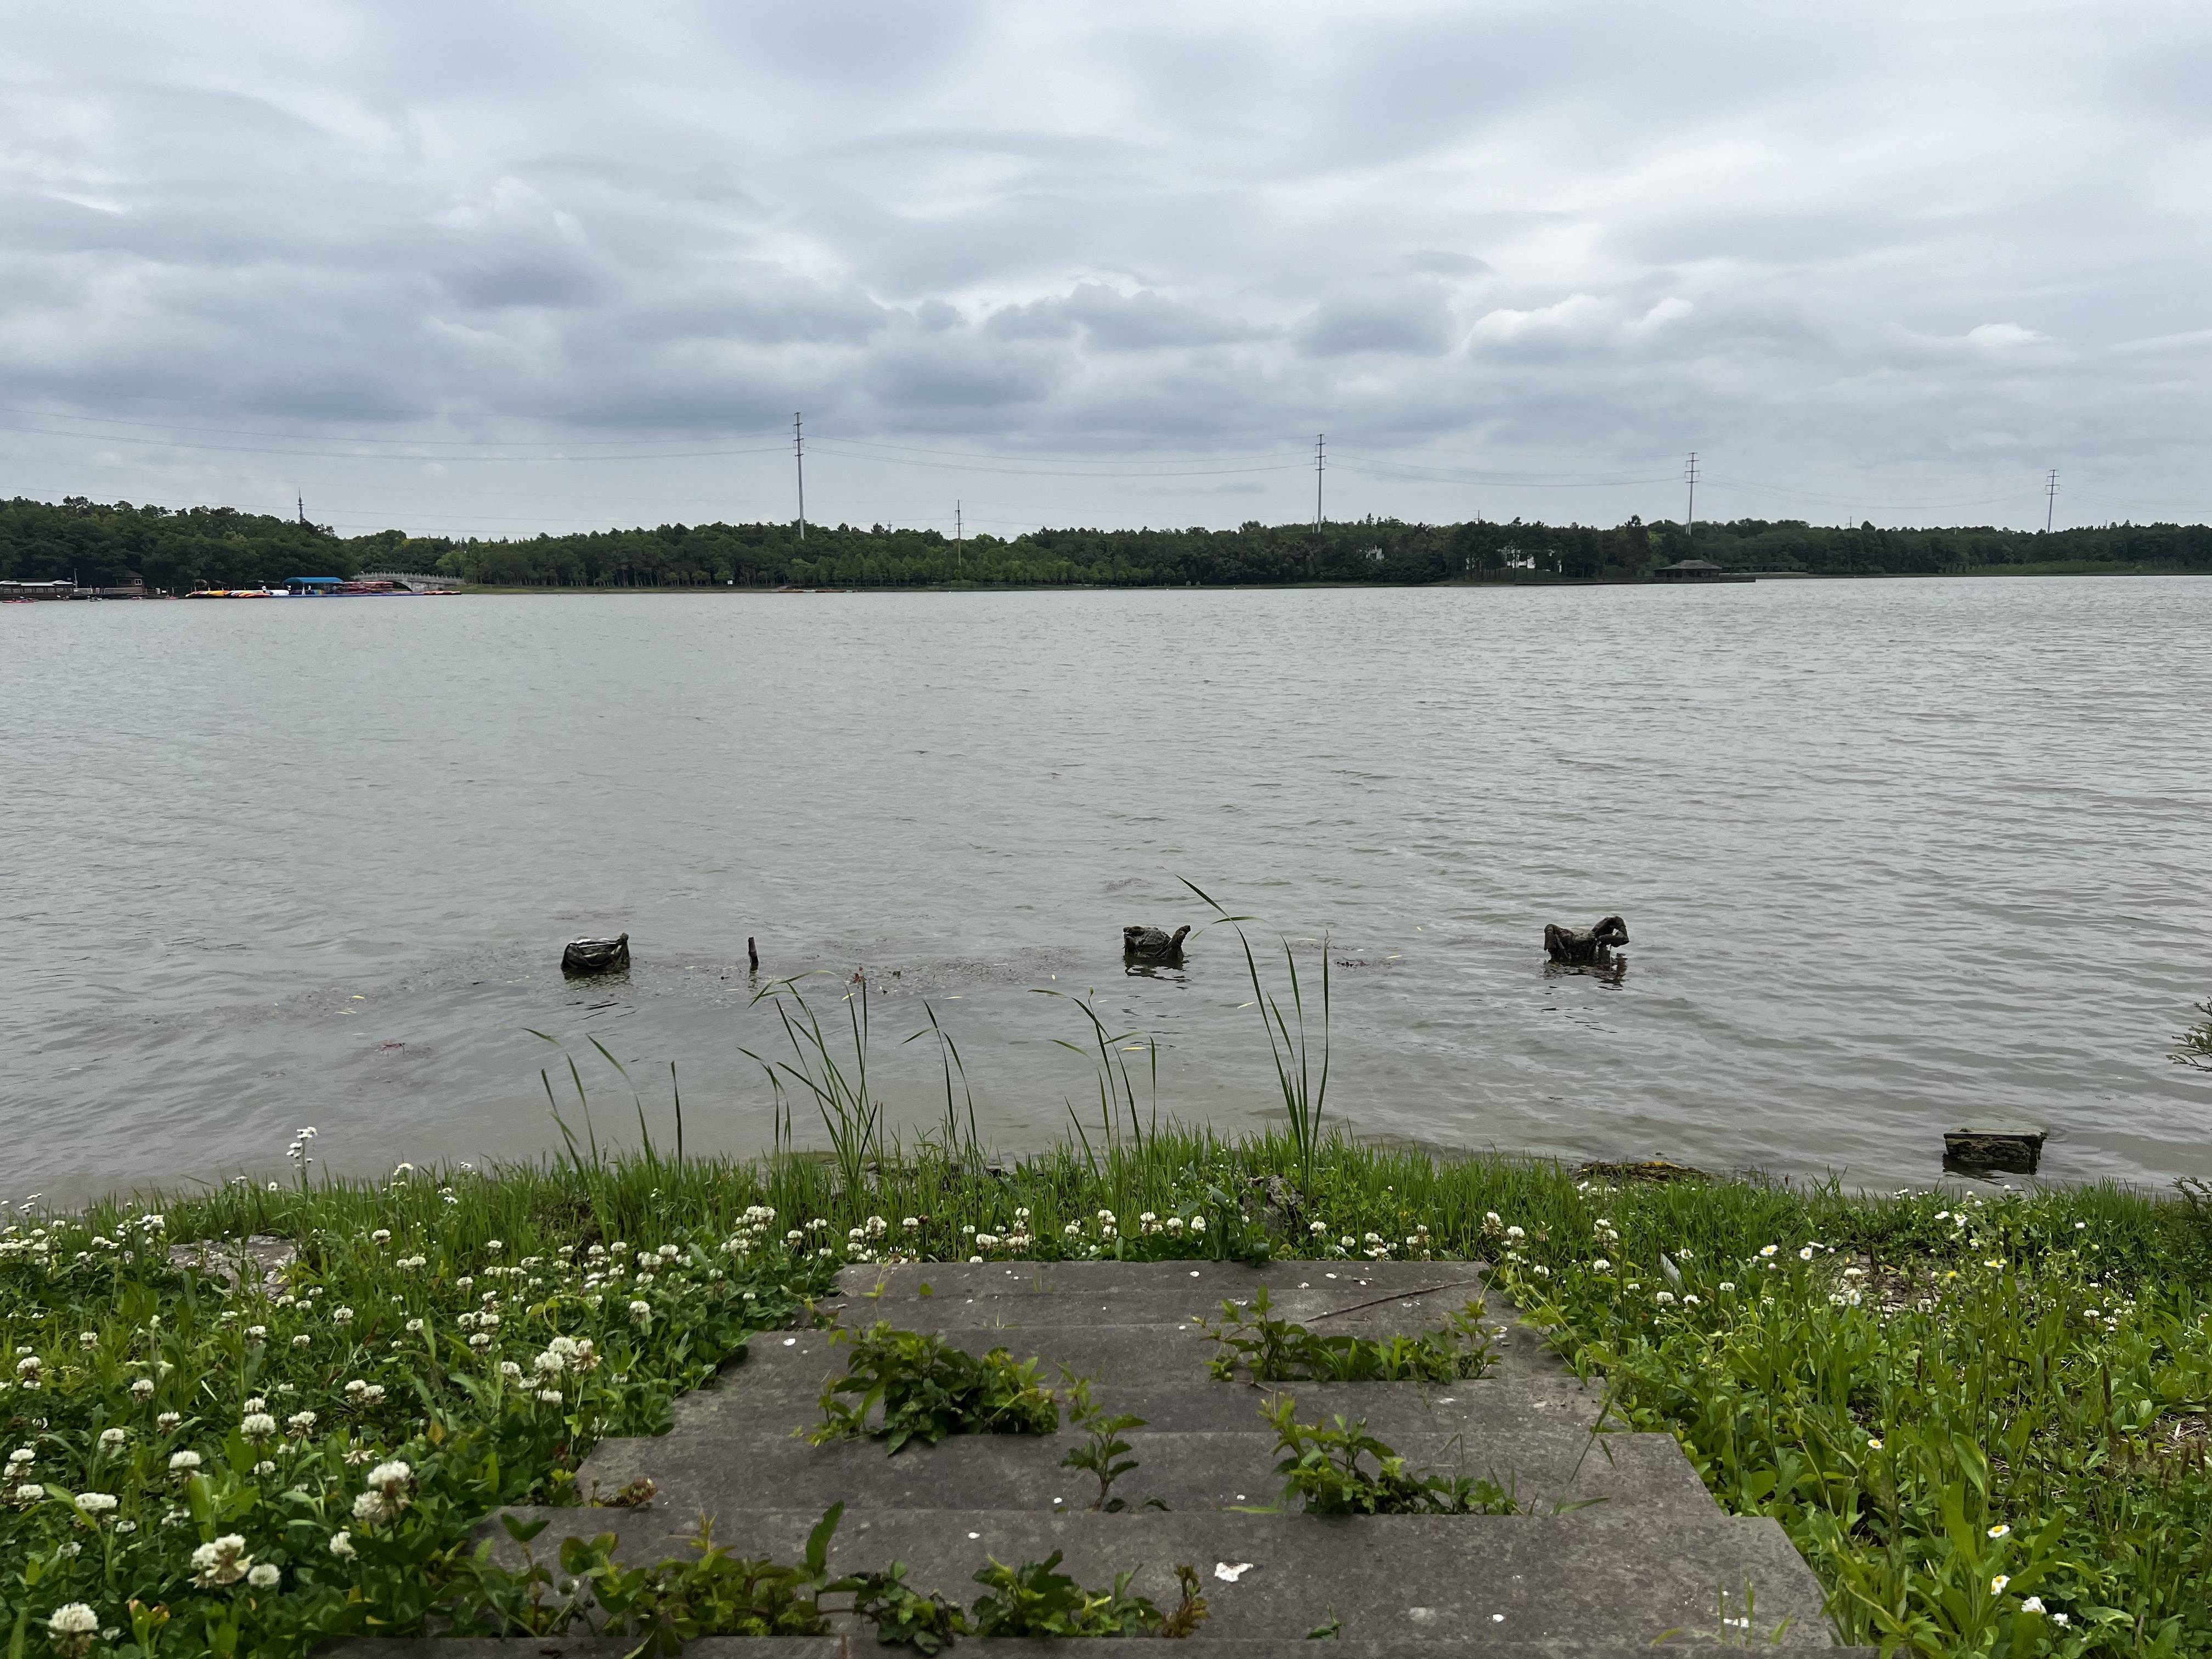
<box><xmin>851</xmin><ymin>1558</ymin><xmax>970</xmax><ymax>1654</ymax></box>
<box><xmin>967</xmin><ymin>1551</ymin><xmax>1168</xmax><ymax>1638</ymax></box>
<box><xmin>1203</xmin><ymin>1285</ymin><xmax>1498</xmax><ymax>1383</ymax></box>
<box><xmin>1266</xmin><ymin>1398</ymin><xmax>1519</xmax><ymax>1515</ymax></box>
<box><xmin>461</xmin><ymin>1505</ymin><xmax>850</xmax><ymax>1650</ymax></box>
<box><xmin>809</xmin><ymin>1322</ymin><xmax>1060</xmax><ymax>1454</ymax></box>
<box><xmin>1159</xmin><ymin>1564</ymin><xmax>1210</xmax><ymax>1638</ymax></box>
<box><xmin>1058</xmin><ymin>1375</ymin><xmax>1160</xmax><ymax>1511</ymax></box>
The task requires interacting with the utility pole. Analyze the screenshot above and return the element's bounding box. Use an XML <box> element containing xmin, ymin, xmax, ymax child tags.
<box><xmin>2044</xmin><ymin>467</ymin><xmax>2059</xmax><ymax>533</ymax></box>
<box><xmin>1314</xmin><ymin>433</ymin><xmax>1326</xmax><ymax>528</ymax></box>
<box><xmin>1684</xmin><ymin>452</ymin><xmax>1701</xmax><ymax>548</ymax></box>
<box><xmin>793</xmin><ymin>412</ymin><xmax>806</xmax><ymax>542</ymax></box>
<box><xmin>955</xmin><ymin>500</ymin><xmax>963</xmax><ymax>575</ymax></box>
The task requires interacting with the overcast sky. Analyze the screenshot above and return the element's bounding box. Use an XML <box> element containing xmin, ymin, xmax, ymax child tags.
<box><xmin>4</xmin><ymin>1</ymin><xmax>2207</xmax><ymax>539</ymax></box>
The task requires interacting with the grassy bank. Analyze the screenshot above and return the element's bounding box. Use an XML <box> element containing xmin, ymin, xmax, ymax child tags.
<box><xmin>3</xmin><ymin>1134</ymin><xmax>2208</xmax><ymax>1656</ymax></box>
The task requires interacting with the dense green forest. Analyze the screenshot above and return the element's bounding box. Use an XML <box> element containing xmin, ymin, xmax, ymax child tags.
<box><xmin>5</xmin><ymin>493</ymin><xmax>2209</xmax><ymax>592</ymax></box>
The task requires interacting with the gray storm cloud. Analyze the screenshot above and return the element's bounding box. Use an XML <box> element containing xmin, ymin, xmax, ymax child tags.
<box><xmin>1</xmin><ymin>0</ymin><xmax>2205</xmax><ymax>537</ymax></box>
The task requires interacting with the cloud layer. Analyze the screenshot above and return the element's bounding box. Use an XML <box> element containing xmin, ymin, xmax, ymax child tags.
<box><xmin>3</xmin><ymin>0</ymin><xmax>2207</xmax><ymax>536</ymax></box>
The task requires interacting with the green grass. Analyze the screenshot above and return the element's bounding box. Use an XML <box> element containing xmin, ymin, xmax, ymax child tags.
<box><xmin>4</xmin><ymin>1133</ymin><xmax>2209</xmax><ymax>1655</ymax></box>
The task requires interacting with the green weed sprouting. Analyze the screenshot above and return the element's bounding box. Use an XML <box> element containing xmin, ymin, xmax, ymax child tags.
<box><xmin>1181</xmin><ymin>879</ymin><xmax>1330</xmax><ymax>1195</ymax></box>
<box><xmin>967</xmin><ymin>1550</ymin><xmax>1199</xmax><ymax>1638</ymax></box>
<box><xmin>741</xmin><ymin>974</ymin><xmax>886</xmax><ymax>1201</ymax></box>
<box><xmin>1201</xmin><ymin>1285</ymin><xmax>1498</xmax><ymax>1383</ymax></box>
<box><xmin>808</xmin><ymin>1322</ymin><xmax>1060</xmax><ymax>1454</ymax></box>
<box><xmin>460</xmin><ymin>1505</ymin><xmax>850</xmax><ymax>1647</ymax></box>
<box><xmin>1058</xmin><ymin>1375</ymin><xmax>1163</xmax><ymax>1511</ymax></box>
<box><xmin>850</xmin><ymin>1558</ymin><xmax>970</xmax><ymax>1655</ymax></box>
<box><xmin>1265</xmin><ymin>1397</ymin><xmax>1519</xmax><ymax>1516</ymax></box>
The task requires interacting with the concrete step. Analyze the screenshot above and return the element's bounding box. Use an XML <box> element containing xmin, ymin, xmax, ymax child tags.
<box><xmin>826</xmin><ymin>1260</ymin><xmax>1503</xmax><ymax>1332</ymax></box>
<box><xmin>695</xmin><ymin>1323</ymin><xmax>1590</xmax><ymax>1423</ymax></box>
<box><xmin>466</xmin><ymin>1508</ymin><xmax>1840</xmax><ymax>1648</ymax></box>
<box><xmin>578</xmin><ymin>1424</ymin><xmax>1706</xmax><ymax>1517</ymax></box>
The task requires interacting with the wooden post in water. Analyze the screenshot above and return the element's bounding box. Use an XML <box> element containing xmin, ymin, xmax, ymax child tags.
<box><xmin>747</xmin><ymin>936</ymin><xmax>759</xmax><ymax>973</ymax></box>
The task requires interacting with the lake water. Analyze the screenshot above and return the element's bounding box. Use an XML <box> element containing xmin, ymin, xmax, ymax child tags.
<box><xmin>5</xmin><ymin>579</ymin><xmax>2208</xmax><ymax>1203</ymax></box>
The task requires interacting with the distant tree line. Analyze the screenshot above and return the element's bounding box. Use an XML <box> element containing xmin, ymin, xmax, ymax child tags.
<box><xmin>5</xmin><ymin>494</ymin><xmax>2208</xmax><ymax>592</ymax></box>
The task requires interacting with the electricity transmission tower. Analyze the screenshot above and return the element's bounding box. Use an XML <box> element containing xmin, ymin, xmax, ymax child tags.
<box><xmin>1684</xmin><ymin>452</ymin><xmax>1700</xmax><ymax>546</ymax></box>
<box><xmin>2044</xmin><ymin>468</ymin><xmax>2059</xmax><ymax>533</ymax></box>
<box><xmin>794</xmin><ymin>413</ymin><xmax>806</xmax><ymax>541</ymax></box>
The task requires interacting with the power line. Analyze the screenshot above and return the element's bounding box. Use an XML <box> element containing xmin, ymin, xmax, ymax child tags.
<box><xmin>0</xmin><ymin>405</ymin><xmax>793</xmax><ymax>448</ymax></box>
<box><xmin>0</xmin><ymin>420</ymin><xmax>790</xmax><ymax>462</ymax></box>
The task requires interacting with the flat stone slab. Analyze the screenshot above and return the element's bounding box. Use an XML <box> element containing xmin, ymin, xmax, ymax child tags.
<box><xmin>579</xmin><ymin>1424</ymin><xmax>1704</xmax><ymax>1517</ymax></box>
<box><xmin>472</xmin><ymin>1508</ymin><xmax>1840</xmax><ymax>1648</ymax></box>
<box><xmin>698</xmin><ymin>1321</ymin><xmax>1579</xmax><ymax>1417</ymax></box>
<box><xmin>827</xmin><ymin>1260</ymin><xmax>1498</xmax><ymax>1325</ymax></box>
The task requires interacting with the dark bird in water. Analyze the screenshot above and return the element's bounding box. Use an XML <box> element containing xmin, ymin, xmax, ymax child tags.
<box><xmin>1123</xmin><ymin>924</ymin><xmax>1191</xmax><ymax>962</ymax></box>
<box><xmin>561</xmin><ymin>933</ymin><xmax>630</xmax><ymax>975</ymax></box>
<box><xmin>1543</xmin><ymin>916</ymin><xmax>1628</xmax><ymax>966</ymax></box>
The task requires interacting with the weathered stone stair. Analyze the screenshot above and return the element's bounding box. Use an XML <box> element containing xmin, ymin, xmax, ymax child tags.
<box><xmin>328</xmin><ymin>1260</ymin><xmax>1864</xmax><ymax>1654</ymax></box>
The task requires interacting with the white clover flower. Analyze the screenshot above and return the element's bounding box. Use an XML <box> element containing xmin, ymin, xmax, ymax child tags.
<box><xmin>536</xmin><ymin>1389</ymin><xmax>563</xmax><ymax>1404</ymax></box>
<box><xmin>1592</xmin><ymin>1257</ymin><xmax>1612</xmax><ymax>1272</ymax></box>
<box><xmin>77</xmin><ymin>1330</ymin><xmax>98</xmax><ymax>1350</ymax></box>
<box><xmin>370</xmin><ymin>1229</ymin><xmax>391</xmax><ymax>1244</ymax></box>
<box><xmin>468</xmin><ymin>1334</ymin><xmax>492</xmax><ymax>1349</ymax></box>
<box><xmin>1718</xmin><ymin>1280</ymin><xmax>1736</xmax><ymax>1291</ymax></box>
<box><xmin>241</xmin><ymin>1413</ymin><xmax>277</xmax><ymax>1441</ymax></box>
<box><xmin>156</xmin><ymin>1412</ymin><xmax>181</xmax><ymax>1431</ymax></box>
<box><xmin>1485</xmin><ymin>1212</ymin><xmax>1502</xmax><ymax>1227</ymax></box>
<box><xmin>14</xmin><ymin>1357</ymin><xmax>40</xmax><ymax>1377</ymax></box>
<box><xmin>405</xmin><ymin>1319</ymin><xmax>424</xmax><ymax>1334</ymax></box>
<box><xmin>629</xmin><ymin>1300</ymin><xmax>651</xmax><ymax>1323</ymax></box>
<box><xmin>484</xmin><ymin>1239</ymin><xmax>503</xmax><ymax>1253</ymax></box>
<box><xmin>329</xmin><ymin>1530</ymin><xmax>357</xmax><ymax>1559</ymax></box>
<box><xmin>168</xmin><ymin>1450</ymin><xmax>201</xmax><ymax>1471</ymax></box>
<box><xmin>1309</xmin><ymin>1220</ymin><xmax>1328</xmax><ymax>1235</ymax></box>
<box><xmin>252</xmin><ymin>1459</ymin><xmax>276</xmax><ymax>1476</ymax></box>
<box><xmin>1504</xmin><ymin>1225</ymin><xmax>1526</xmax><ymax>1242</ymax></box>
<box><xmin>47</xmin><ymin>1602</ymin><xmax>100</xmax><ymax>1658</ymax></box>
<box><xmin>286</xmin><ymin>1410</ymin><xmax>317</xmax><ymax>1436</ymax></box>
<box><xmin>10</xmin><ymin>1483</ymin><xmax>42</xmax><ymax>1504</ymax></box>
<box><xmin>130</xmin><ymin>1378</ymin><xmax>155</xmax><ymax>1401</ymax></box>
<box><xmin>1654</xmin><ymin>1290</ymin><xmax>1677</xmax><ymax>1305</ymax></box>
<box><xmin>190</xmin><ymin>1533</ymin><xmax>252</xmax><ymax>1587</ymax></box>
<box><xmin>99</xmin><ymin>1427</ymin><xmax>128</xmax><ymax>1449</ymax></box>
<box><xmin>291</xmin><ymin>1335</ymin><xmax>312</xmax><ymax>1350</ymax></box>
<box><xmin>331</xmin><ymin>1306</ymin><xmax>355</xmax><ymax>1324</ymax></box>
<box><xmin>1189</xmin><ymin>1216</ymin><xmax>1205</xmax><ymax>1234</ymax></box>
<box><xmin>75</xmin><ymin>1492</ymin><xmax>119</xmax><ymax>1513</ymax></box>
<box><xmin>249</xmin><ymin>1562</ymin><xmax>280</xmax><ymax>1589</ymax></box>
<box><xmin>500</xmin><ymin>1361</ymin><xmax>523</xmax><ymax>1381</ymax></box>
